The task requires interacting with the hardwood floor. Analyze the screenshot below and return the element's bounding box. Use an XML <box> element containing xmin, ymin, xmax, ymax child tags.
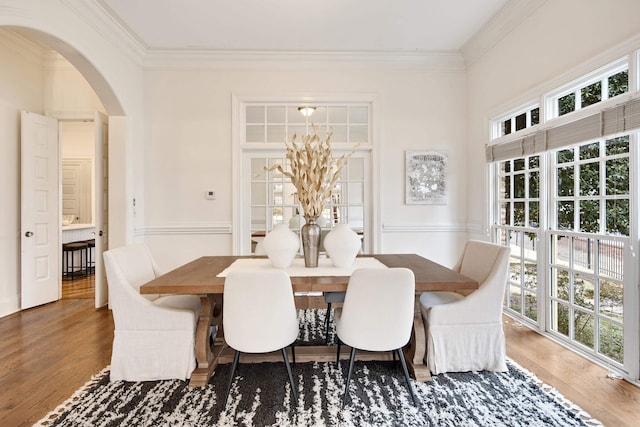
<box><xmin>1</xmin><ymin>297</ymin><xmax>639</xmax><ymax>426</ymax></box>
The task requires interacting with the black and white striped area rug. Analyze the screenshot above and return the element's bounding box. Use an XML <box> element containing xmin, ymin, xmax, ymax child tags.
<box><xmin>36</xmin><ymin>310</ymin><xmax>602</xmax><ymax>427</ymax></box>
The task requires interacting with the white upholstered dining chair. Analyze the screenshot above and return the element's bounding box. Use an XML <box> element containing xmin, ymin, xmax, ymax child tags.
<box><xmin>222</xmin><ymin>269</ymin><xmax>299</xmax><ymax>407</ymax></box>
<box><xmin>334</xmin><ymin>268</ymin><xmax>417</xmax><ymax>407</ymax></box>
<box><xmin>103</xmin><ymin>244</ymin><xmax>201</xmax><ymax>381</ymax></box>
<box><xmin>419</xmin><ymin>240</ymin><xmax>510</xmax><ymax>374</ymax></box>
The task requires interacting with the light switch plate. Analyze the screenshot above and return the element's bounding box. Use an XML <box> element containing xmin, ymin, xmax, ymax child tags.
<box><xmin>206</xmin><ymin>190</ymin><xmax>216</xmax><ymax>200</ymax></box>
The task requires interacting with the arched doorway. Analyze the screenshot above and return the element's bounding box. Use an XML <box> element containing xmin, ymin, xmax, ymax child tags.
<box><xmin>0</xmin><ymin>8</ymin><xmax>137</xmax><ymax>316</ymax></box>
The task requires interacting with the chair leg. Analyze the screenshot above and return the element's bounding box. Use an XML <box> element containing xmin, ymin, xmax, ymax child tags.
<box><xmin>336</xmin><ymin>337</ymin><xmax>341</xmax><ymax>365</ymax></box>
<box><xmin>342</xmin><ymin>347</ymin><xmax>357</xmax><ymax>407</ymax></box>
<box><xmin>281</xmin><ymin>347</ymin><xmax>298</xmax><ymax>403</ymax></box>
<box><xmin>223</xmin><ymin>350</ymin><xmax>241</xmax><ymax>407</ymax></box>
<box><xmin>396</xmin><ymin>348</ymin><xmax>417</xmax><ymax>405</ymax></box>
<box><xmin>291</xmin><ymin>344</ymin><xmax>296</xmax><ymax>365</ymax></box>
<box><xmin>325</xmin><ymin>302</ymin><xmax>332</xmax><ymax>345</ymax></box>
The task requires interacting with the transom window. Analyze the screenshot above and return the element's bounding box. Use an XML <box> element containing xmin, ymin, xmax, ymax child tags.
<box><xmin>548</xmin><ymin>62</ymin><xmax>629</xmax><ymax>119</ymax></box>
<box><xmin>495</xmin><ymin>105</ymin><xmax>540</xmax><ymax>138</ymax></box>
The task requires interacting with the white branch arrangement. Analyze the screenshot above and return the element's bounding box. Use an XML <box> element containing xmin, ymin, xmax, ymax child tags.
<box><xmin>267</xmin><ymin>126</ymin><xmax>357</xmax><ymax>219</ymax></box>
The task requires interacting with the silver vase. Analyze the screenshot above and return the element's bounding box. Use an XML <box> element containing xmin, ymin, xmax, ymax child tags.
<box><xmin>301</xmin><ymin>216</ymin><xmax>321</xmax><ymax>267</ymax></box>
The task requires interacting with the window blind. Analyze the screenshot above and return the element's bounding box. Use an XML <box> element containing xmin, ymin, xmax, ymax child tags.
<box><xmin>486</xmin><ymin>97</ymin><xmax>640</xmax><ymax>162</ymax></box>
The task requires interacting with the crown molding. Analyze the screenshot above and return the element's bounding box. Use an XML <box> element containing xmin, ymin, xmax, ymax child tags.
<box><xmin>461</xmin><ymin>0</ymin><xmax>547</xmax><ymax>66</ymax></box>
<box><xmin>143</xmin><ymin>49</ymin><xmax>466</xmax><ymax>71</ymax></box>
<box><xmin>61</xmin><ymin>0</ymin><xmax>146</xmax><ymax>67</ymax></box>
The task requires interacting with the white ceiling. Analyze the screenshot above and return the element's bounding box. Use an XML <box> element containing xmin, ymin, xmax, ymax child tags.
<box><xmin>99</xmin><ymin>0</ymin><xmax>510</xmax><ymax>53</ymax></box>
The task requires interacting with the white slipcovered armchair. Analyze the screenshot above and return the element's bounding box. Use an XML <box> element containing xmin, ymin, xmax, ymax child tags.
<box><xmin>420</xmin><ymin>240</ymin><xmax>510</xmax><ymax>374</ymax></box>
<box><xmin>103</xmin><ymin>244</ymin><xmax>201</xmax><ymax>381</ymax></box>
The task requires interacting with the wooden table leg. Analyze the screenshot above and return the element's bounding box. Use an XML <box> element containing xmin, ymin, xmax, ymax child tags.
<box><xmin>404</xmin><ymin>294</ymin><xmax>432</xmax><ymax>382</ymax></box>
<box><xmin>189</xmin><ymin>294</ymin><xmax>226</xmax><ymax>387</ymax></box>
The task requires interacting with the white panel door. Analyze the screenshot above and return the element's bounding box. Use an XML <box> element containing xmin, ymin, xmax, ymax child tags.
<box><xmin>94</xmin><ymin>111</ymin><xmax>109</xmax><ymax>308</ymax></box>
<box><xmin>21</xmin><ymin>111</ymin><xmax>60</xmax><ymax>309</ymax></box>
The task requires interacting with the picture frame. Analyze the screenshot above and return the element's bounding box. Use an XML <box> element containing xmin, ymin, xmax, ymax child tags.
<box><xmin>405</xmin><ymin>150</ymin><xmax>448</xmax><ymax>205</ymax></box>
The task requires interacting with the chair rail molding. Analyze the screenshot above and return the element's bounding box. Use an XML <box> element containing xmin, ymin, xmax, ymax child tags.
<box><xmin>381</xmin><ymin>222</ymin><xmax>470</xmax><ymax>233</ymax></box>
<box><xmin>134</xmin><ymin>222</ymin><xmax>232</xmax><ymax>236</ymax></box>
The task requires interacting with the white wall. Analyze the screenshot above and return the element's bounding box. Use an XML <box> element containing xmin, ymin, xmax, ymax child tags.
<box><xmin>465</xmin><ymin>0</ymin><xmax>640</xmax><ymax>230</ymax></box>
<box><xmin>142</xmin><ymin>64</ymin><xmax>469</xmax><ymax>269</ymax></box>
<box><xmin>0</xmin><ymin>29</ymin><xmax>45</xmax><ymax>316</ymax></box>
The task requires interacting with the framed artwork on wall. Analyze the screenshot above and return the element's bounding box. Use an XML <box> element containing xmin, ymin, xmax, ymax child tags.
<box><xmin>405</xmin><ymin>150</ymin><xmax>448</xmax><ymax>205</ymax></box>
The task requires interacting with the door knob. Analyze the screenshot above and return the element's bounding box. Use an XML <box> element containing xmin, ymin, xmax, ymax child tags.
<box><xmin>25</xmin><ymin>231</ymin><xmax>34</xmax><ymax>237</ymax></box>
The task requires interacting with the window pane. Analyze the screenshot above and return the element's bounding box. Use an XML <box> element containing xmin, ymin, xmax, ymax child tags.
<box><xmin>349</xmin><ymin>124</ymin><xmax>368</xmax><ymax>143</ymax></box>
<box><xmin>524</xmin><ymin>260</ymin><xmax>537</xmax><ymax>290</ymax></box>
<box><xmin>246</xmin><ymin>125</ymin><xmax>265</xmax><ymax>143</ymax></box>
<box><xmin>503</xmin><ymin>119</ymin><xmax>511</xmax><ymax>135</ymax></box>
<box><xmin>515</xmin><ymin>113</ymin><xmax>526</xmax><ymax>131</ymax></box>
<box><xmin>579</xmin><ymin>162</ymin><xmax>599</xmax><ymax>196</ymax></box>
<box><xmin>266</xmin><ymin>106</ymin><xmax>286</xmax><ymax>122</ymax></box>
<box><xmin>574</xmin><ymin>273</ymin><xmax>595</xmax><ymax>310</ymax></box>
<box><xmin>251</xmin><ymin>158</ymin><xmax>267</xmax><ymax>179</ymax></box>
<box><xmin>504</xmin><ymin>160</ymin><xmax>511</xmax><ymax>173</ymax></box>
<box><xmin>579</xmin><ymin>200</ymin><xmax>600</xmax><ymax>233</ymax></box>
<box><xmin>287</xmin><ymin>106</ymin><xmax>306</xmax><ymax>123</ymax></box>
<box><xmin>289</xmin><ymin>125</ymin><xmax>306</xmax><ymax>140</ymax></box>
<box><xmin>551</xmin><ymin>268</ymin><xmax>570</xmax><ymax>301</ymax></box>
<box><xmin>349</xmin><ymin>106</ymin><xmax>368</xmax><ymax>123</ymax></box>
<box><xmin>606</xmin><ymin>199</ymin><xmax>629</xmax><ymax>236</ymax></box>
<box><xmin>251</xmin><ymin>182</ymin><xmax>266</xmax><ymax>205</ymax></box>
<box><xmin>608</xmin><ymin>70</ymin><xmax>628</xmax><ymax>98</ymax></box>
<box><xmin>599</xmin><ymin>239</ymin><xmax>624</xmax><ymax>280</ymax></box>
<box><xmin>502</xmin><ymin>174</ymin><xmax>510</xmax><ymax>199</ymax></box>
<box><xmin>347</xmin><ymin>182</ymin><xmax>364</xmax><ymax>203</ymax></box>
<box><xmin>251</xmin><ymin>206</ymin><xmax>266</xmax><ymax>228</ymax></box>
<box><xmin>266</xmin><ymin>125</ymin><xmax>286</xmax><ymax>143</ymax></box>
<box><xmin>509</xmin><ymin>284</ymin><xmax>521</xmax><ymax>312</ymax></box>
<box><xmin>531</xmin><ymin>108</ymin><xmax>539</xmax><ymax>126</ymax></box>
<box><xmin>529</xmin><ymin>201</ymin><xmax>539</xmax><ymax>227</ymax></box>
<box><xmin>529</xmin><ymin>155</ymin><xmax>539</xmax><ymax>169</ymax></box>
<box><xmin>574</xmin><ymin>310</ymin><xmax>594</xmax><ymax>348</ymax></box>
<box><xmin>605</xmin><ymin>158</ymin><xmax>629</xmax><ymax>195</ymax></box>
<box><xmin>501</xmin><ymin>202</ymin><xmax>511</xmax><ymax>225</ymax></box>
<box><xmin>573</xmin><ymin>237</ymin><xmax>595</xmax><ymax>274</ymax></box>
<box><xmin>559</xmin><ymin>93</ymin><xmax>575</xmax><ymax>116</ymax></box>
<box><xmin>348</xmin><ymin>158</ymin><xmax>364</xmax><ymax>181</ymax></box>
<box><xmin>529</xmin><ymin>171</ymin><xmax>539</xmax><ymax>198</ymax></box>
<box><xmin>246</xmin><ymin>106</ymin><xmax>265</xmax><ymax>123</ymax></box>
<box><xmin>557</xmin><ymin>148</ymin><xmax>574</xmax><ymax>163</ymax></box>
<box><xmin>514</xmin><ymin>202</ymin><xmax>525</xmax><ymax>226</ymax></box>
<box><xmin>514</xmin><ymin>158</ymin><xmax>525</xmax><ymax>171</ymax></box>
<box><xmin>524</xmin><ymin>291</ymin><xmax>537</xmax><ymax>321</ymax></box>
<box><xmin>599</xmin><ymin>319</ymin><xmax>623</xmax><ymax>363</ymax></box>
<box><xmin>514</xmin><ymin>174</ymin><xmax>525</xmax><ymax>198</ymax></box>
<box><xmin>557</xmin><ymin>201</ymin><xmax>574</xmax><ymax>230</ymax></box>
<box><xmin>581</xmin><ymin>81</ymin><xmax>602</xmax><ymax>108</ymax></box>
<box><xmin>551</xmin><ymin>300</ymin><xmax>570</xmax><ymax>336</ymax></box>
<box><xmin>557</xmin><ymin>166</ymin><xmax>574</xmax><ymax>196</ymax></box>
<box><xmin>579</xmin><ymin>142</ymin><xmax>599</xmax><ymax>160</ymax></box>
<box><xmin>605</xmin><ymin>136</ymin><xmax>629</xmax><ymax>155</ymax></box>
<box><xmin>328</xmin><ymin>106</ymin><xmax>347</xmax><ymax>123</ymax></box>
<box><xmin>599</xmin><ymin>279</ymin><xmax>623</xmax><ymax>320</ymax></box>
<box><xmin>331</xmin><ymin>125</ymin><xmax>347</xmax><ymax>143</ymax></box>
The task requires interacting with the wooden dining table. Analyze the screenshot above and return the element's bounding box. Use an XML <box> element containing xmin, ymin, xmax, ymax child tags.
<box><xmin>140</xmin><ymin>254</ymin><xmax>478</xmax><ymax>387</ymax></box>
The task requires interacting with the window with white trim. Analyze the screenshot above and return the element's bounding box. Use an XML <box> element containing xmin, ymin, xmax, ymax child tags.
<box><xmin>489</xmin><ymin>54</ymin><xmax>638</xmax><ymax>379</ymax></box>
